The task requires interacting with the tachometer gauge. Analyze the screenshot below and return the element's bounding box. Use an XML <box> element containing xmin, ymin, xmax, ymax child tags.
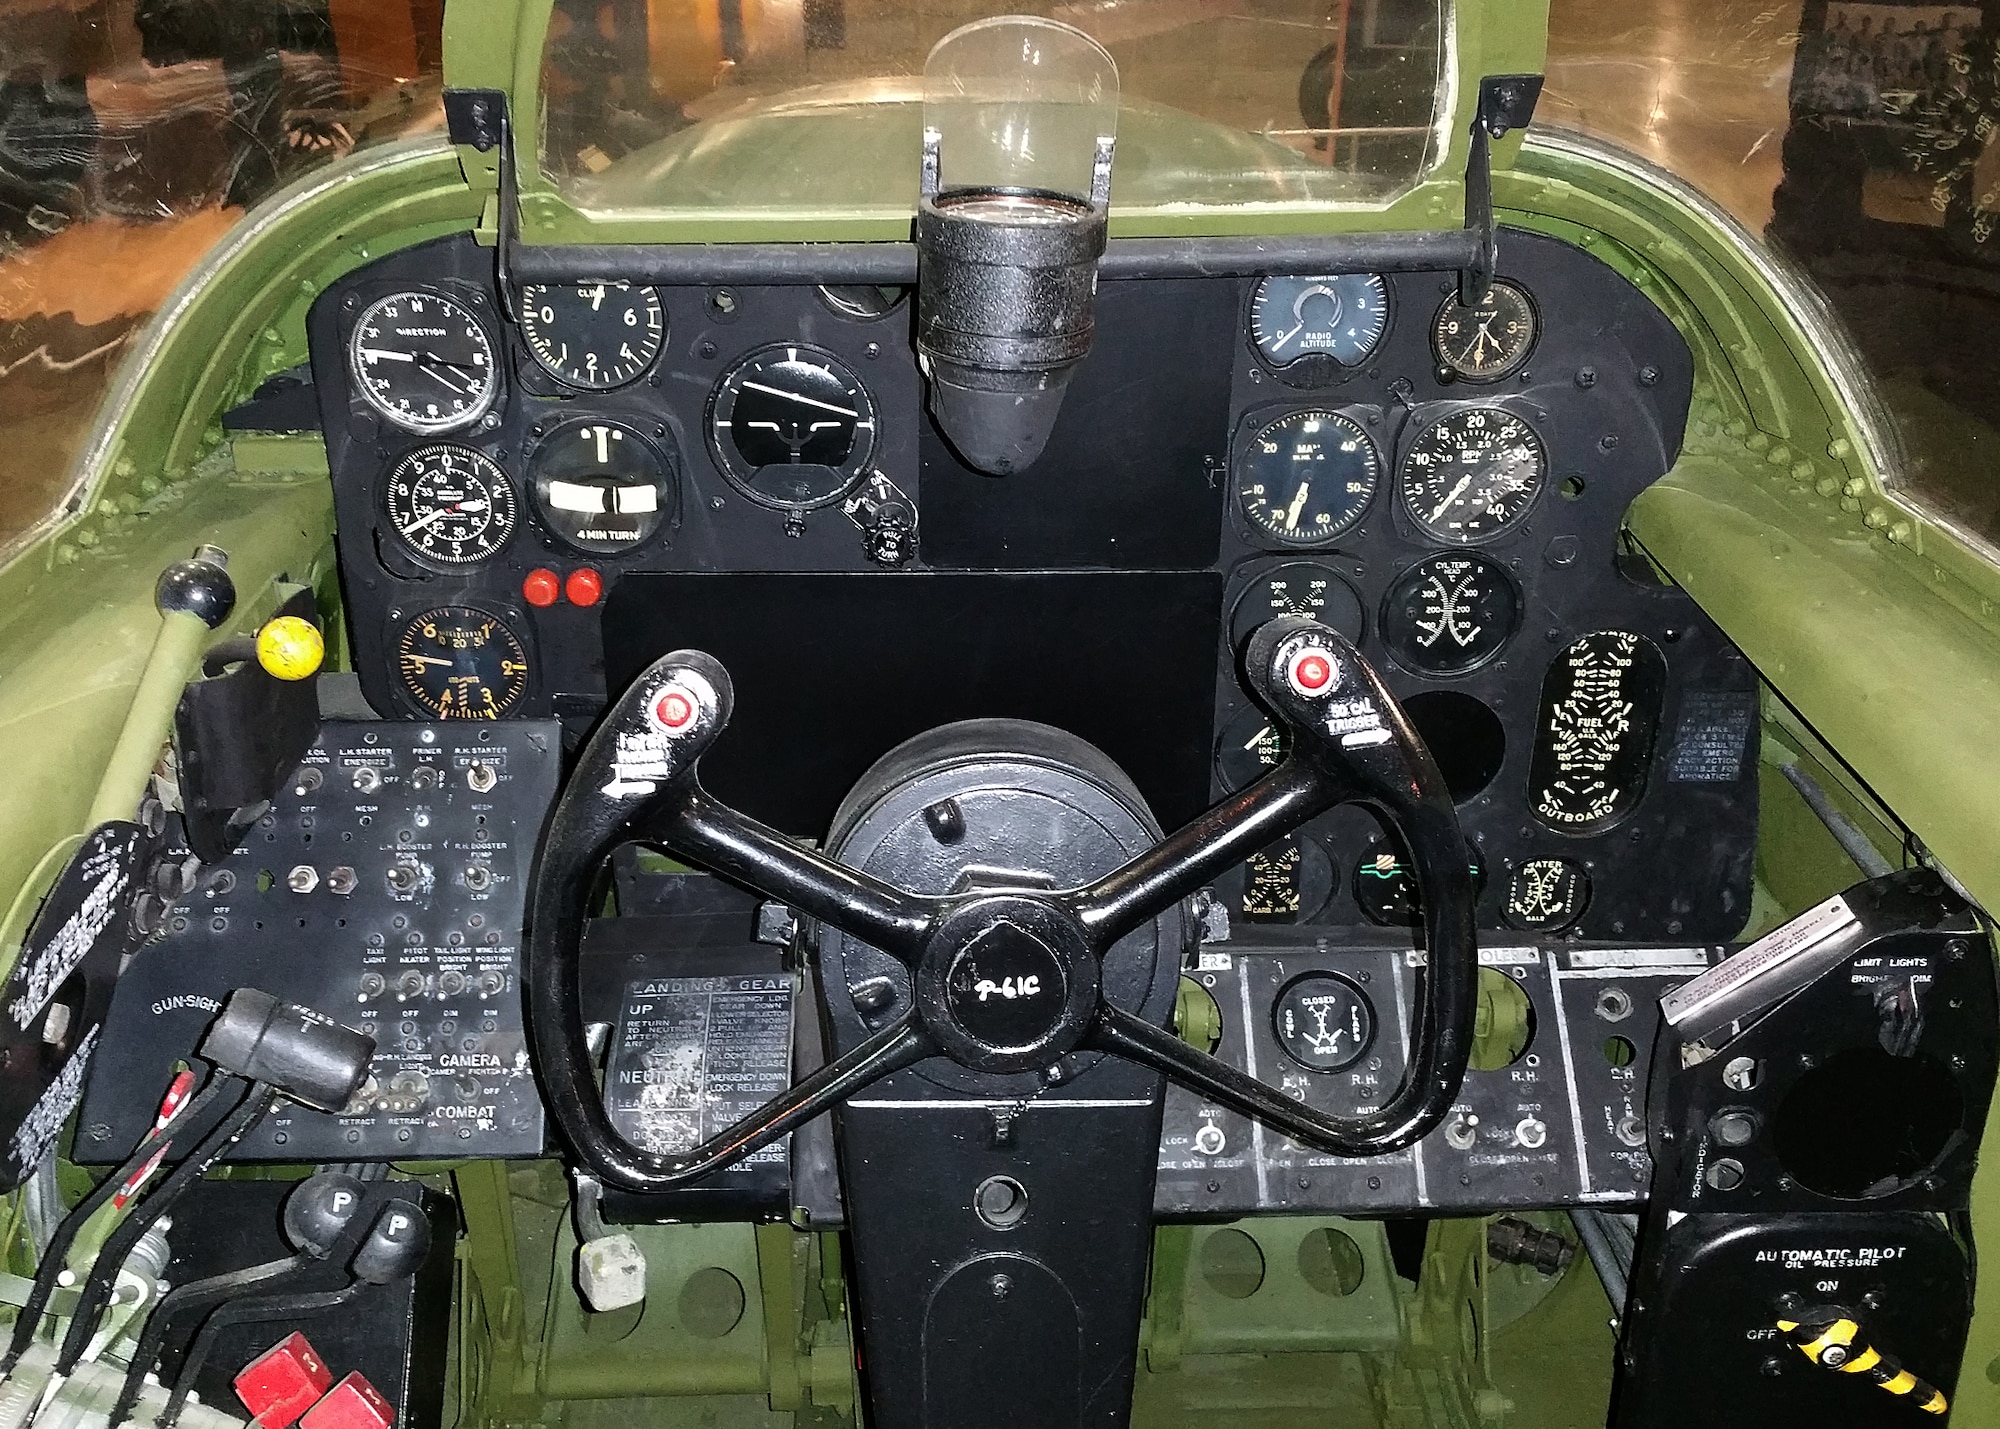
<box><xmin>1273</xmin><ymin>973</ymin><xmax>1376</xmax><ymax>1073</ymax></box>
<box><xmin>1433</xmin><ymin>281</ymin><xmax>1537</xmax><ymax>383</ymax></box>
<box><xmin>1235</xmin><ymin>410</ymin><xmax>1380</xmax><ymax>547</ymax></box>
<box><xmin>1380</xmin><ymin>552</ymin><xmax>1520</xmax><ymax>675</ymax></box>
<box><xmin>349</xmin><ymin>291</ymin><xmax>499</xmax><ymax>434</ymax></box>
<box><xmin>707</xmin><ymin>344</ymin><xmax>878</xmax><ymax>509</ymax></box>
<box><xmin>527</xmin><ymin>419</ymin><xmax>676</xmax><ymax>555</ymax></box>
<box><xmin>395</xmin><ymin>606</ymin><xmax>530</xmax><ymax>719</ymax></box>
<box><xmin>382</xmin><ymin>445</ymin><xmax>517</xmax><ymax>565</ymax></box>
<box><xmin>1398</xmin><ymin>407</ymin><xmax>1545</xmax><ymax>544</ymax></box>
<box><xmin>1249</xmin><ymin>274</ymin><xmax>1389</xmax><ymax>370</ymax></box>
<box><xmin>518</xmin><ymin>281</ymin><xmax>665</xmax><ymax>390</ymax></box>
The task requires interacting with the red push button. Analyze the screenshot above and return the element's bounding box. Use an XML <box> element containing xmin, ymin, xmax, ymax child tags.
<box><xmin>564</xmin><ymin>568</ymin><xmax>604</xmax><ymax>607</ymax></box>
<box><xmin>299</xmin><ymin>1372</ymin><xmax>395</xmax><ymax>1429</ymax></box>
<box><xmin>1287</xmin><ymin>647</ymin><xmax>1336</xmax><ymax>696</ymax></box>
<box><xmin>521</xmin><ymin>569</ymin><xmax>560</xmax><ymax>608</ymax></box>
<box><xmin>652</xmin><ymin>687</ymin><xmax>696</xmax><ymax>732</ymax></box>
<box><xmin>234</xmin><ymin>1331</ymin><xmax>334</xmax><ymax>1429</ymax></box>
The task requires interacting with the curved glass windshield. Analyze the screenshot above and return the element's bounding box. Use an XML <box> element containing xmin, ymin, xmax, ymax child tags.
<box><xmin>539</xmin><ymin>0</ymin><xmax>1447</xmax><ymax>216</ymax></box>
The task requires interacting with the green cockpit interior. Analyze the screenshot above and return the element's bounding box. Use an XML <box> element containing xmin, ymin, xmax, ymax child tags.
<box><xmin>1</xmin><ymin>1</ymin><xmax>1999</xmax><ymax>1427</ymax></box>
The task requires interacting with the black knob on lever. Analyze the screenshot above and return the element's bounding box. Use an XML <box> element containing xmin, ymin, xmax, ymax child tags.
<box><xmin>350</xmin><ymin>1199</ymin><xmax>431</xmax><ymax>1284</ymax></box>
<box><xmin>282</xmin><ymin>1172</ymin><xmax>370</xmax><ymax>1259</ymax></box>
<box><xmin>200</xmin><ymin>988</ymin><xmax>375</xmax><ymax>1113</ymax></box>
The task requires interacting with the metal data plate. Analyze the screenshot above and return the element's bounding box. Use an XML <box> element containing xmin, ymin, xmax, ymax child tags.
<box><xmin>76</xmin><ymin>721</ymin><xmax>559</xmax><ymax>1163</ymax></box>
<box><xmin>1155</xmin><ymin>939</ymin><xmax>1718</xmax><ymax>1217</ymax></box>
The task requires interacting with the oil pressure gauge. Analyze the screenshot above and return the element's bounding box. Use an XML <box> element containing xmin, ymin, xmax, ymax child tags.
<box><xmin>1273</xmin><ymin>972</ymin><xmax>1376</xmax><ymax>1073</ymax></box>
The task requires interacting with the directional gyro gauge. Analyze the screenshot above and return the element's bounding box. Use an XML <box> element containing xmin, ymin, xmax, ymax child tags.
<box><xmin>1380</xmin><ymin>552</ymin><xmax>1520</xmax><ymax>676</ymax></box>
<box><xmin>1249</xmin><ymin>274</ymin><xmax>1390</xmax><ymax>373</ymax></box>
<box><xmin>394</xmin><ymin>606</ymin><xmax>530</xmax><ymax>719</ymax></box>
<box><xmin>1235</xmin><ymin>410</ymin><xmax>1381</xmax><ymax>548</ymax></box>
<box><xmin>707</xmin><ymin>344</ymin><xmax>878</xmax><ymax>510</ymax></box>
<box><xmin>1273</xmin><ymin>973</ymin><xmax>1376</xmax><ymax>1073</ymax></box>
<box><xmin>1398</xmin><ymin>407</ymin><xmax>1546</xmax><ymax>544</ymax></box>
<box><xmin>1433</xmin><ymin>280</ymin><xmax>1538</xmax><ymax>383</ymax></box>
<box><xmin>349</xmin><ymin>290</ymin><xmax>500</xmax><ymax>434</ymax></box>
<box><xmin>382</xmin><ymin>445</ymin><xmax>517</xmax><ymax>565</ymax></box>
<box><xmin>527</xmin><ymin>419</ymin><xmax>676</xmax><ymax>555</ymax></box>
<box><xmin>518</xmin><ymin>281</ymin><xmax>665</xmax><ymax>390</ymax></box>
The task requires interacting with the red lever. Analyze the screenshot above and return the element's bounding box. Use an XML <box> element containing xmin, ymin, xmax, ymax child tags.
<box><xmin>234</xmin><ymin>1332</ymin><xmax>333</xmax><ymax>1429</ymax></box>
<box><xmin>299</xmin><ymin>1372</ymin><xmax>395</xmax><ymax>1429</ymax></box>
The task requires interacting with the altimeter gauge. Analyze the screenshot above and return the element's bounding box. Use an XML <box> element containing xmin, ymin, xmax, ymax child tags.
<box><xmin>395</xmin><ymin>606</ymin><xmax>530</xmax><ymax>719</ymax></box>
<box><xmin>382</xmin><ymin>445</ymin><xmax>517</xmax><ymax>565</ymax></box>
<box><xmin>1433</xmin><ymin>280</ymin><xmax>1537</xmax><ymax>382</ymax></box>
<box><xmin>349</xmin><ymin>290</ymin><xmax>500</xmax><ymax>434</ymax></box>
<box><xmin>1380</xmin><ymin>552</ymin><xmax>1520</xmax><ymax>675</ymax></box>
<box><xmin>1398</xmin><ymin>407</ymin><xmax>1546</xmax><ymax>544</ymax></box>
<box><xmin>1235</xmin><ymin>409</ymin><xmax>1381</xmax><ymax>547</ymax></box>
<box><xmin>519</xmin><ymin>281</ymin><xmax>665</xmax><ymax>390</ymax></box>
<box><xmin>1272</xmin><ymin>973</ymin><xmax>1376</xmax><ymax>1073</ymax></box>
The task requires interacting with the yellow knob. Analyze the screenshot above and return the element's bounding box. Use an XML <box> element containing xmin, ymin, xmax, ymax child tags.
<box><xmin>256</xmin><ymin>615</ymin><xmax>324</xmax><ymax>681</ymax></box>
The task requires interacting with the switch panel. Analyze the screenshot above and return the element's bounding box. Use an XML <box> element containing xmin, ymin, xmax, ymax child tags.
<box><xmin>76</xmin><ymin>721</ymin><xmax>559</xmax><ymax>1163</ymax></box>
<box><xmin>1155</xmin><ymin>938</ymin><xmax>1719</xmax><ymax>1216</ymax></box>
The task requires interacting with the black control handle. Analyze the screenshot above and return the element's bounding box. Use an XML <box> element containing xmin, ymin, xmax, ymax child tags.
<box><xmin>525</xmin><ymin>619</ymin><xmax>1479</xmax><ymax>1191</ymax></box>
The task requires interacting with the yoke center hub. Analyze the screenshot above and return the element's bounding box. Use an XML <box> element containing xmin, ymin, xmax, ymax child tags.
<box><xmin>916</xmin><ymin>894</ymin><xmax>1099</xmax><ymax>1072</ymax></box>
<box><xmin>944</xmin><ymin>921</ymin><xmax>1069</xmax><ymax>1048</ymax></box>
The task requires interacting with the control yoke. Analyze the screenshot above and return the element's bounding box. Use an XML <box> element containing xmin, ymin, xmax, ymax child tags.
<box><xmin>525</xmin><ymin>617</ymin><xmax>1479</xmax><ymax>1193</ymax></box>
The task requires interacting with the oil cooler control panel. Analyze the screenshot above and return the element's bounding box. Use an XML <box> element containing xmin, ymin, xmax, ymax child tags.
<box><xmin>76</xmin><ymin>720</ymin><xmax>560</xmax><ymax>1163</ymax></box>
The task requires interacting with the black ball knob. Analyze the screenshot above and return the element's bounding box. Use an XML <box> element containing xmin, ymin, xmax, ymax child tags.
<box><xmin>350</xmin><ymin>1200</ymin><xmax>430</xmax><ymax>1284</ymax></box>
<box><xmin>282</xmin><ymin>1173</ymin><xmax>369</xmax><ymax>1258</ymax></box>
<box><xmin>155</xmin><ymin>545</ymin><xmax>236</xmax><ymax>629</ymax></box>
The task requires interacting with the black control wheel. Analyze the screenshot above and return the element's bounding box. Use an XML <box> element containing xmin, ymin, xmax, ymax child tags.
<box><xmin>524</xmin><ymin>617</ymin><xmax>1479</xmax><ymax>1192</ymax></box>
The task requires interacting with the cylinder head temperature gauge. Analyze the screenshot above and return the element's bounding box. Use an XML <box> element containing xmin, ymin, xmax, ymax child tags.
<box><xmin>1235</xmin><ymin>409</ymin><xmax>1381</xmax><ymax>548</ymax></box>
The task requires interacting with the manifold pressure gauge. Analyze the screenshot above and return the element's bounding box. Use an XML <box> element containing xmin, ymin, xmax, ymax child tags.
<box><xmin>348</xmin><ymin>290</ymin><xmax>500</xmax><ymax>434</ymax></box>
<box><xmin>396</xmin><ymin>606</ymin><xmax>530</xmax><ymax>719</ymax></box>
<box><xmin>382</xmin><ymin>446</ymin><xmax>517</xmax><ymax>565</ymax></box>
<box><xmin>1433</xmin><ymin>281</ymin><xmax>1537</xmax><ymax>383</ymax></box>
<box><xmin>1236</xmin><ymin>410</ymin><xmax>1381</xmax><ymax>547</ymax></box>
<box><xmin>519</xmin><ymin>281</ymin><xmax>665</xmax><ymax>390</ymax></box>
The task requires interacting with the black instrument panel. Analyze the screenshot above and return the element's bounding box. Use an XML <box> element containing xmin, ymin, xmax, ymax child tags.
<box><xmin>303</xmin><ymin>225</ymin><xmax>1757</xmax><ymax>946</ymax></box>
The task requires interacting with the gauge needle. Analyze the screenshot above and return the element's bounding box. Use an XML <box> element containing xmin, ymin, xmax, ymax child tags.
<box><xmin>1285</xmin><ymin>482</ymin><xmax>1311</xmax><ymax>531</ymax></box>
<box><xmin>1269</xmin><ymin>321</ymin><xmax>1305</xmax><ymax>352</ymax></box>
<box><xmin>421</xmin><ymin>363</ymin><xmax>470</xmax><ymax>394</ymax></box>
<box><xmin>1429</xmin><ymin>474</ymin><xmax>1475</xmax><ymax>523</ymax></box>
<box><xmin>406</xmin><ymin>655</ymin><xmax>454</xmax><ymax>667</ymax></box>
<box><xmin>358</xmin><ymin>348</ymin><xmax>415</xmax><ymax>363</ymax></box>
<box><xmin>739</xmin><ymin>380</ymin><xmax>855</xmax><ymax>418</ymax></box>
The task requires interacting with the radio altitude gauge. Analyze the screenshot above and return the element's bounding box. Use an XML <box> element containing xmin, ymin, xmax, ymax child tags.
<box><xmin>1399</xmin><ymin>407</ymin><xmax>1546</xmax><ymax>544</ymax></box>
<box><xmin>708</xmin><ymin>344</ymin><xmax>878</xmax><ymax>509</ymax></box>
<box><xmin>1249</xmin><ymin>274</ymin><xmax>1389</xmax><ymax>371</ymax></box>
<box><xmin>1236</xmin><ymin>410</ymin><xmax>1380</xmax><ymax>547</ymax></box>
<box><xmin>382</xmin><ymin>446</ymin><xmax>517</xmax><ymax>565</ymax></box>
<box><xmin>1433</xmin><ymin>281</ymin><xmax>1537</xmax><ymax>382</ymax></box>
<box><xmin>519</xmin><ymin>281</ymin><xmax>665</xmax><ymax>390</ymax></box>
<box><xmin>348</xmin><ymin>290</ymin><xmax>499</xmax><ymax>434</ymax></box>
<box><xmin>395</xmin><ymin>606</ymin><xmax>530</xmax><ymax>719</ymax></box>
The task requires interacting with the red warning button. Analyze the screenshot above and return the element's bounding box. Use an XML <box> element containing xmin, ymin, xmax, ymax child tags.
<box><xmin>300</xmin><ymin>1373</ymin><xmax>395</xmax><ymax>1429</ymax></box>
<box><xmin>235</xmin><ymin>1332</ymin><xmax>333</xmax><ymax>1429</ymax></box>
<box><xmin>1287</xmin><ymin>647</ymin><xmax>1336</xmax><ymax>696</ymax></box>
<box><xmin>652</xmin><ymin>687</ymin><xmax>696</xmax><ymax>732</ymax></box>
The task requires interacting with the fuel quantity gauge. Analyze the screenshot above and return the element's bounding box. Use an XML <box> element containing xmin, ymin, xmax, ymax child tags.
<box><xmin>1235</xmin><ymin>410</ymin><xmax>1381</xmax><ymax>548</ymax></box>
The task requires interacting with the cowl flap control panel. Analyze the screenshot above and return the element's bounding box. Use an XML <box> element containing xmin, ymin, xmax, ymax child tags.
<box><xmin>77</xmin><ymin>721</ymin><xmax>560</xmax><ymax>1163</ymax></box>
